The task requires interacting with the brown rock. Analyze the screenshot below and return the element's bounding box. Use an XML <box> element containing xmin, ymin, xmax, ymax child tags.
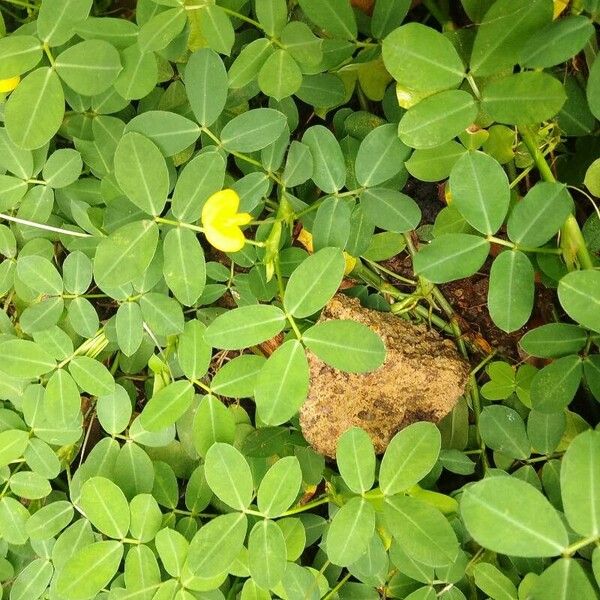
<box><xmin>299</xmin><ymin>295</ymin><xmax>470</xmax><ymax>457</ymax></box>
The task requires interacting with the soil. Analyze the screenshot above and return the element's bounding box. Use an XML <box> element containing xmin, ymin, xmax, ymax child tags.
<box><xmin>299</xmin><ymin>294</ymin><xmax>470</xmax><ymax>457</ymax></box>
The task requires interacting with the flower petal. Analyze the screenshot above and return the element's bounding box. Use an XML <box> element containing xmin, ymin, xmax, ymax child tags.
<box><xmin>0</xmin><ymin>76</ymin><xmax>20</xmax><ymax>93</ymax></box>
<box><xmin>205</xmin><ymin>225</ymin><xmax>246</xmax><ymax>253</ymax></box>
<box><xmin>201</xmin><ymin>189</ymin><xmax>241</xmax><ymax>228</ymax></box>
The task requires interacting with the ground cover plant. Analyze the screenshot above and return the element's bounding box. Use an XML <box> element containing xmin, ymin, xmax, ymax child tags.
<box><xmin>0</xmin><ymin>0</ymin><xmax>599</xmax><ymax>598</ymax></box>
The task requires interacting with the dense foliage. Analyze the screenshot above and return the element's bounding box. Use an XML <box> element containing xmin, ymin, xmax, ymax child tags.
<box><xmin>0</xmin><ymin>0</ymin><xmax>599</xmax><ymax>598</ymax></box>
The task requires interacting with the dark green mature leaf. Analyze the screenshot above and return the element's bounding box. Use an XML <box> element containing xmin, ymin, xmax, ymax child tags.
<box><xmin>558</xmin><ymin>270</ymin><xmax>600</xmax><ymax>333</ymax></box>
<box><xmin>302</xmin><ymin>125</ymin><xmax>346</xmax><ymax>193</ymax></box>
<box><xmin>69</xmin><ymin>356</ymin><xmax>114</xmax><ymax>396</ymax></box>
<box><xmin>336</xmin><ymin>427</ymin><xmax>376</xmax><ymax>494</ymax></box>
<box><xmin>520</xmin><ymin>324</ymin><xmax>588</xmax><ymax>358</ymax></box>
<box><xmin>257</xmin><ymin>456</ymin><xmax>303</xmax><ymax>517</ymax></box>
<box><xmin>530</xmin><ymin>355</ymin><xmax>582</xmax><ymax>413</ymax></box>
<box><xmin>221</xmin><ymin>108</ymin><xmax>287</xmax><ymax>152</ymax></box>
<box><xmin>479</xmin><ymin>405</ymin><xmax>530</xmax><ymax>459</ymax></box>
<box><xmin>116</xmin><ymin>302</ymin><xmax>144</xmax><ymax>357</ymax></box>
<box><xmin>372</xmin><ymin>0</ymin><xmax>411</xmax><ymax>39</ymax></box>
<box><xmin>79</xmin><ymin>476</ymin><xmax>130</xmax><ymax>539</ymax></box>
<box><xmin>298</xmin><ymin>0</ymin><xmax>357</xmax><ymax>39</ymax></box>
<box><xmin>473</xmin><ymin>562</ymin><xmax>518</xmax><ymax>600</ymax></box>
<box><xmin>587</xmin><ymin>56</ymin><xmax>600</xmax><ymax>120</ymax></box>
<box><xmin>360</xmin><ymin>188</ymin><xmax>421</xmax><ymax>233</ymax></box>
<box><xmin>312</xmin><ymin>196</ymin><xmax>351</xmax><ymax>250</ymax></box>
<box><xmin>137</xmin><ymin>7</ymin><xmax>186</xmax><ymax>53</ymax></box>
<box><xmin>303</xmin><ymin>320</ymin><xmax>386</xmax><ymax>373</ymax></box>
<box><xmin>406</xmin><ymin>142</ymin><xmax>467</xmax><ymax>182</ymax></box>
<box><xmin>482</xmin><ymin>73</ymin><xmax>566</xmax><ymax>125</ymax></box>
<box><xmin>140</xmin><ymin>381</ymin><xmax>194</xmax><ymax>432</ymax></box>
<box><xmin>228</xmin><ymin>38</ymin><xmax>274</xmax><ymax>89</ymax></box>
<box><xmin>193</xmin><ymin>395</ymin><xmax>235</xmax><ymax>457</ymax></box>
<box><xmin>382</xmin><ymin>23</ymin><xmax>465</xmax><ymax>93</ymax></box>
<box><xmin>488</xmin><ymin>250</ymin><xmax>535</xmax><ymax>333</ymax></box>
<box><xmin>5</xmin><ymin>67</ymin><xmax>64</xmax><ymax>150</ymax></box>
<box><xmin>560</xmin><ymin>429</ymin><xmax>600</xmax><ymax>537</ymax></box>
<box><xmin>37</xmin><ymin>0</ymin><xmax>92</xmax><ymax>46</ymax></box>
<box><xmin>460</xmin><ymin>477</ymin><xmax>569</xmax><ymax>557</ymax></box>
<box><xmin>258</xmin><ymin>49</ymin><xmax>302</xmax><ymax>101</ymax></box>
<box><xmin>177</xmin><ymin>319</ymin><xmax>212</xmax><ymax>380</ymax></box>
<box><xmin>398</xmin><ymin>90</ymin><xmax>478</xmax><ymax>149</ymax></box>
<box><xmin>114</xmin><ymin>43</ymin><xmax>158</xmax><ymax>100</ymax></box>
<box><xmin>185</xmin><ymin>48</ymin><xmax>228</xmax><ymax>127</ymax></box>
<box><xmin>413</xmin><ymin>234</ymin><xmax>490</xmax><ymax>283</ymax></box>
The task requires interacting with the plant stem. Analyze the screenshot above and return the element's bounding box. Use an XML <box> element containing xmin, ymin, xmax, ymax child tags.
<box><xmin>4</xmin><ymin>0</ymin><xmax>37</xmax><ymax>10</ymax></box>
<box><xmin>0</xmin><ymin>213</ymin><xmax>92</xmax><ymax>237</ymax></box>
<box><xmin>563</xmin><ymin>535</ymin><xmax>599</xmax><ymax>556</ymax></box>
<box><xmin>322</xmin><ymin>573</ymin><xmax>352</xmax><ymax>600</ymax></box>
<box><xmin>280</xmin><ymin>496</ymin><xmax>330</xmax><ymax>516</ymax></box>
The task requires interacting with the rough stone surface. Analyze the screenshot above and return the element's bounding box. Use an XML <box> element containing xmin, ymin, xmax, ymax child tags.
<box><xmin>299</xmin><ymin>295</ymin><xmax>470</xmax><ymax>457</ymax></box>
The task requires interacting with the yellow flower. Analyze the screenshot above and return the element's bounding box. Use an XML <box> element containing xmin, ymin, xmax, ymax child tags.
<box><xmin>201</xmin><ymin>188</ymin><xmax>252</xmax><ymax>253</ymax></box>
<box><xmin>0</xmin><ymin>76</ymin><xmax>20</xmax><ymax>94</ymax></box>
<box><xmin>553</xmin><ymin>0</ymin><xmax>569</xmax><ymax>19</ymax></box>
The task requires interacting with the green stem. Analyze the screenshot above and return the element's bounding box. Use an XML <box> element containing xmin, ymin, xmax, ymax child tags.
<box><xmin>562</xmin><ymin>535</ymin><xmax>599</xmax><ymax>556</ymax></box>
<box><xmin>42</xmin><ymin>43</ymin><xmax>55</xmax><ymax>67</ymax></box>
<box><xmin>154</xmin><ymin>216</ymin><xmax>204</xmax><ymax>233</ymax></box>
<box><xmin>4</xmin><ymin>0</ymin><xmax>37</xmax><ymax>10</ymax></box>
<box><xmin>0</xmin><ymin>212</ymin><xmax>92</xmax><ymax>237</ymax></box>
<box><xmin>322</xmin><ymin>573</ymin><xmax>352</xmax><ymax>600</ymax></box>
<box><xmin>519</xmin><ymin>126</ymin><xmax>594</xmax><ymax>270</ymax></box>
<box><xmin>219</xmin><ymin>6</ymin><xmax>262</xmax><ymax>29</ymax></box>
<box><xmin>280</xmin><ymin>496</ymin><xmax>331</xmax><ymax>516</ymax></box>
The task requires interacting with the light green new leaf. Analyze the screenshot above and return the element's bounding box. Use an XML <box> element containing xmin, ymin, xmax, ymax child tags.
<box><xmin>0</xmin><ymin>339</ymin><xmax>56</xmax><ymax>379</ymax></box>
<box><xmin>284</xmin><ymin>247</ymin><xmax>345</xmax><ymax>318</ymax></box>
<box><xmin>79</xmin><ymin>476</ymin><xmax>130</xmax><ymax>539</ymax></box>
<box><xmin>221</xmin><ymin>108</ymin><xmax>287</xmax><ymax>152</ymax></box>
<box><xmin>558</xmin><ymin>270</ymin><xmax>600</xmax><ymax>333</ymax></box>
<box><xmin>384</xmin><ymin>495</ymin><xmax>459</xmax><ymax>567</ymax></box>
<box><xmin>256</xmin><ymin>0</ymin><xmax>288</xmax><ymax>36</ymax></box>
<box><xmin>413</xmin><ymin>233</ymin><xmax>490</xmax><ymax>283</ymax></box>
<box><xmin>488</xmin><ymin>250</ymin><xmax>534</xmax><ymax>333</ymax></box>
<box><xmin>10</xmin><ymin>471</ymin><xmax>51</xmax><ymax>500</ymax></box>
<box><xmin>507</xmin><ymin>182</ymin><xmax>572</xmax><ymax>247</ymax></box>
<box><xmin>360</xmin><ymin>188</ymin><xmax>421</xmax><ymax>233</ymax></box>
<box><xmin>530</xmin><ymin>355</ymin><xmax>582</xmax><ymax>413</ymax></box>
<box><xmin>93</xmin><ymin>220</ymin><xmax>159</xmax><ymax>287</ymax></box>
<box><xmin>248</xmin><ymin>519</ymin><xmax>287</xmax><ymax>589</ymax></box>
<box><xmin>154</xmin><ymin>528</ymin><xmax>188</xmax><ymax>577</ymax></box>
<box><xmin>482</xmin><ymin>73</ymin><xmax>566</xmax><ymax>125</ymax></box>
<box><xmin>55</xmin><ymin>541</ymin><xmax>123</xmax><ymax>600</ymax></box>
<box><xmin>228</xmin><ymin>38</ymin><xmax>274</xmax><ymax>89</ymax></box>
<box><xmin>5</xmin><ymin>67</ymin><xmax>65</xmax><ymax>150</ymax></box>
<box><xmin>382</xmin><ymin>23</ymin><xmax>465</xmax><ymax>93</ymax></box>
<box><xmin>204</xmin><ymin>304</ymin><xmax>286</xmax><ymax>350</ymax></box>
<box><xmin>9</xmin><ymin>558</ymin><xmax>53</xmax><ymax>600</ymax></box>
<box><xmin>460</xmin><ymin>477</ymin><xmax>569</xmax><ymax>557</ymax></box>
<box><xmin>185</xmin><ymin>48</ymin><xmax>228</xmax><ymax>127</ymax></box>
<box><xmin>258</xmin><ymin>49</ymin><xmax>302</xmax><ymax>101</ymax></box>
<box><xmin>303</xmin><ymin>320</ymin><xmax>386</xmax><ymax>373</ymax></box>
<box><xmin>124</xmin><ymin>544</ymin><xmax>161</xmax><ymax>594</ymax></box>
<box><xmin>398</xmin><ymin>90</ymin><xmax>478</xmax><ymax>149</ymax></box>
<box><xmin>0</xmin><ymin>429</ymin><xmax>29</xmax><ymax>467</ymax></box>
<box><xmin>114</xmin><ymin>132</ymin><xmax>168</xmax><ymax>216</ymax></box>
<box><xmin>26</xmin><ymin>501</ymin><xmax>74</xmax><ymax>540</ymax></box>
<box><xmin>69</xmin><ymin>356</ymin><xmax>115</xmax><ymax>397</ymax></box>
<box><xmin>257</xmin><ymin>456</ymin><xmax>303</xmax><ymax>517</ymax></box>
<box><xmin>336</xmin><ymin>427</ymin><xmax>376</xmax><ymax>494</ymax></box>
<box><xmin>44</xmin><ymin>368</ymin><xmax>81</xmax><ymax>425</ymax></box>
<box><xmin>449</xmin><ymin>151</ymin><xmax>509</xmax><ymax>235</ymax></box>
<box><xmin>198</xmin><ymin>5</ymin><xmax>235</xmax><ymax>55</ymax></box>
<box><xmin>97</xmin><ymin>384</ymin><xmax>133</xmax><ymax>436</ymax></box>
<box><xmin>0</xmin><ymin>35</ymin><xmax>42</xmax><ymax>79</ymax></box>
<box><xmin>560</xmin><ymin>429</ymin><xmax>600</xmax><ymax>537</ymax></box>
<box><xmin>163</xmin><ymin>227</ymin><xmax>206</xmax><ymax>306</ymax></box>
<box><xmin>204</xmin><ymin>442</ymin><xmax>254</xmax><ymax>509</ymax></box>
<box><xmin>37</xmin><ymin>0</ymin><xmax>92</xmax><ymax>46</ymax></box>
<box><xmin>520</xmin><ymin>324</ymin><xmax>588</xmax><ymax>359</ymax></box>
<box><xmin>254</xmin><ymin>340</ymin><xmax>310</xmax><ymax>425</ymax></box>
<box><xmin>479</xmin><ymin>405</ymin><xmax>530</xmax><ymax>459</ymax></box>
<box><xmin>302</xmin><ymin>125</ymin><xmax>346</xmax><ymax>193</ymax></box>
<box><xmin>298</xmin><ymin>0</ymin><xmax>357</xmax><ymax>40</ymax></box>
<box><xmin>327</xmin><ymin>497</ymin><xmax>375</xmax><ymax>566</ymax></box>
<box><xmin>473</xmin><ymin>562</ymin><xmax>518</xmax><ymax>600</ymax></box>
<box><xmin>55</xmin><ymin>40</ymin><xmax>121</xmax><ymax>96</ymax></box>
<box><xmin>192</xmin><ymin>395</ymin><xmax>235</xmax><ymax>457</ymax></box>
<box><xmin>137</xmin><ymin>7</ymin><xmax>186</xmax><ymax>53</ymax></box>
<box><xmin>379</xmin><ymin>422</ymin><xmax>441</xmax><ymax>495</ymax></box>
<box><xmin>140</xmin><ymin>380</ymin><xmax>194</xmax><ymax>432</ymax></box>
<box><xmin>116</xmin><ymin>302</ymin><xmax>144</xmax><ymax>357</ymax></box>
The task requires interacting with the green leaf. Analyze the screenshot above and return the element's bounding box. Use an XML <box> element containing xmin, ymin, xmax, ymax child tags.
<box><xmin>43</xmin><ymin>148</ymin><xmax>82</xmax><ymax>188</ymax></box>
<box><xmin>482</xmin><ymin>73</ymin><xmax>566</xmax><ymax>125</ymax></box>
<box><xmin>257</xmin><ymin>456</ymin><xmax>303</xmax><ymax>517</ymax></box>
<box><xmin>192</xmin><ymin>395</ymin><xmax>235</xmax><ymax>457</ymax></box>
<box><xmin>116</xmin><ymin>302</ymin><xmax>144</xmax><ymax>357</ymax></box>
<box><xmin>248</xmin><ymin>519</ymin><xmax>287</xmax><ymax>589</ymax></box>
<box><xmin>382</xmin><ymin>23</ymin><xmax>465</xmax><ymax>93</ymax></box>
<box><xmin>114</xmin><ymin>132</ymin><xmax>168</xmax><ymax>216</ymax></box>
<box><xmin>379</xmin><ymin>422</ymin><xmax>441</xmax><ymax>495</ymax></box>
<box><xmin>360</xmin><ymin>188</ymin><xmax>421</xmax><ymax>233</ymax></box>
<box><xmin>473</xmin><ymin>562</ymin><xmax>518</xmax><ymax>600</ymax></box>
<box><xmin>558</xmin><ymin>270</ymin><xmax>600</xmax><ymax>333</ymax></box>
<box><xmin>79</xmin><ymin>476</ymin><xmax>130</xmax><ymax>539</ymax></box>
<box><xmin>177</xmin><ymin>319</ymin><xmax>212</xmax><ymax>381</ymax></box>
<box><xmin>413</xmin><ymin>233</ymin><xmax>490</xmax><ymax>283</ymax></box>
<box><xmin>212</xmin><ymin>354</ymin><xmax>265</xmax><ymax>397</ymax></box>
<box><xmin>506</xmin><ymin>182</ymin><xmax>573</xmax><ymax>247</ymax></box>
<box><xmin>97</xmin><ymin>384</ymin><xmax>132</xmax><ymax>436</ymax></box>
<box><xmin>326</xmin><ymin>497</ymin><xmax>375</xmax><ymax>566</ymax></box>
<box><xmin>398</xmin><ymin>90</ymin><xmax>478</xmax><ymax>149</ymax></box>
<box><xmin>258</xmin><ymin>49</ymin><xmax>302</xmax><ymax>101</ymax></box>
<box><xmin>531</xmin><ymin>557</ymin><xmax>598</xmax><ymax>600</ymax></box>
<box><xmin>280</xmin><ymin>21</ymin><xmax>323</xmax><ymax>66</ymax></box>
<box><xmin>204</xmin><ymin>442</ymin><xmax>254</xmax><ymax>510</ymax></box>
<box><xmin>68</xmin><ymin>297</ymin><xmax>98</xmax><ymax>337</ymax></box>
<box><xmin>406</xmin><ymin>142</ymin><xmax>467</xmax><ymax>182</ymax></box>
<box><xmin>312</xmin><ymin>196</ymin><xmax>351</xmax><ymax>250</ymax></box>
<box><xmin>221</xmin><ymin>108</ymin><xmax>287</xmax><ymax>152</ymax></box>
<box><xmin>303</xmin><ymin>320</ymin><xmax>386</xmax><ymax>373</ymax></box>
<box><xmin>470</xmin><ymin>0</ymin><xmax>552</xmax><ymax>76</ymax></box>
<box><xmin>139</xmin><ymin>293</ymin><xmax>184</xmax><ymax>336</ymax></box>
<box><xmin>26</xmin><ymin>501</ymin><xmax>74</xmax><ymax>540</ymax></box>
<box><xmin>256</xmin><ymin>0</ymin><xmax>288</xmax><ymax>36</ymax></box>
<box><xmin>0</xmin><ymin>339</ymin><xmax>55</xmax><ymax>379</ymax></box>
<box><xmin>55</xmin><ymin>541</ymin><xmax>123</xmax><ymax>600</ymax></box>
<box><xmin>228</xmin><ymin>38</ymin><xmax>274</xmax><ymax>89</ymax></box>
<box><xmin>198</xmin><ymin>5</ymin><xmax>235</xmax><ymax>55</ymax></box>
<box><xmin>124</xmin><ymin>544</ymin><xmax>160</xmax><ymax>594</ymax></box>
<box><xmin>336</xmin><ymin>427</ymin><xmax>376</xmax><ymax>494</ymax></box>
<box><xmin>520</xmin><ymin>323</ymin><xmax>588</xmax><ymax>358</ymax></box>
<box><xmin>0</xmin><ymin>429</ymin><xmax>29</xmax><ymax>467</ymax></box>
<box><xmin>302</xmin><ymin>125</ymin><xmax>346</xmax><ymax>193</ymax></box>
<box><xmin>530</xmin><ymin>355</ymin><xmax>583</xmax><ymax>413</ymax></box>
<box><xmin>9</xmin><ymin>558</ymin><xmax>53</xmax><ymax>600</ymax></box>
<box><xmin>10</xmin><ymin>471</ymin><xmax>51</xmax><ymax>499</ymax></box>
<box><xmin>16</xmin><ymin>255</ymin><xmax>63</xmax><ymax>296</ymax></box>
<box><xmin>37</xmin><ymin>0</ymin><xmax>92</xmax><ymax>46</ymax></box>
<box><xmin>5</xmin><ymin>67</ymin><xmax>65</xmax><ymax>150</ymax></box>
<box><xmin>254</xmin><ymin>339</ymin><xmax>310</xmax><ymax>425</ymax></box>
<box><xmin>584</xmin><ymin>158</ymin><xmax>600</xmax><ymax>196</ymax></box>
<box><xmin>163</xmin><ymin>227</ymin><xmax>206</xmax><ymax>306</ymax></box>
<box><xmin>0</xmin><ymin>35</ymin><xmax>42</xmax><ymax>79</ymax></box>
<box><xmin>384</xmin><ymin>495</ymin><xmax>459</xmax><ymax>567</ymax></box>
<box><xmin>185</xmin><ymin>48</ymin><xmax>228</xmax><ymax>127</ymax></box>
<box><xmin>560</xmin><ymin>429</ymin><xmax>600</xmax><ymax>537</ymax></box>
<box><xmin>155</xmin><ymin>528</ymin><xmax>187</xmax><ymax>577</ymax></box>
<box><xmin>187</xmin><ymin>512</ymin><xmax>247</xmax><ymax>577</ymax></box>
<box><xmin>449</xmin><ymin>151</ymin><xmax>510</xmax><ymax>235</ymax></box>
<box><xmin>298</xmin><ymin>0</ymin><xmax>357</xmax><ymax>40</ymax></box>
<box><xmin>488</xmin><ymin>250</ymin><xmax>534</xmax><ymax>333</ymax></box>
<box><xmin>460</xmin><ymin>477</ymin><xmax>569</xmax><ymax>557</ymax></box>
<box><xmin>479</xmin><ymin>405</ymin><xmax>530</xmax><ymax>459</ymax></box>
<box><xmin>55</xmin><ymin>40</ymin><xmax>121</xmax><ymax>95</ymax></box>
<box><xmin>0</xmin><ymin>127</ymin><xmax>33</xmax><ymax>179</ymax></box>
<box><xmin>114</xmin><ymin>43</ymin><xmax>158</xmax><ymax>100</ymax></box>
<box><xmin>44</xmin><ymin>368</ymin><xmax>81</xmax><ymax>425</ymax></box>
<box><xmin>140</xmin><ymin>380</ymin><xmax>194</xmax><ymax>432</ymax></box>
<box><xmin>296</xmin><ymin>73</ymin><xmax>346</xmax><ymax>109</ymax></box>
<box><xmin>520</xmin><ymin>15</ymin><xmax>594</xmax><ymax>68</ymax></box>
<box><xmin>93</xmin><ymin>220</ymin><xmax>159</xmax><ymax>287</ymax></box>
<box><xmin>372</xmin><ymin>0</ymin><xmax>411</xmax><ymax>39</ymax></box>
<box><xmin>0</xmin><ymin>497</ymin><xmax>29</xmax><ymax>545</ymax></box>
<box><xmin>125</xmin><ymin>111</ymin><xmax>201</xmax><ymax>157</ymax></box>
<box><xmin>204</xmin><ymin>304</ymin><xmax>286</xmax><ymax>350</ymax></box>
<box><xmin>527</xmin><ymin>410</ymin><xmax>566</xmax><ymax>455</ymax></box>
<box><xmin>587</xmin><ymin>56</ymin><xmax>600</xmax><ymax>120</ymax></box>
<box><xmin>137</xmin><ymin>7</ymin><xmax>186</xmax><ymax>53</ymax></box>
<box><xmin>69</xmin><ymin>356</ymin><xmax>114</xmax><ymax>397</ymax></box>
